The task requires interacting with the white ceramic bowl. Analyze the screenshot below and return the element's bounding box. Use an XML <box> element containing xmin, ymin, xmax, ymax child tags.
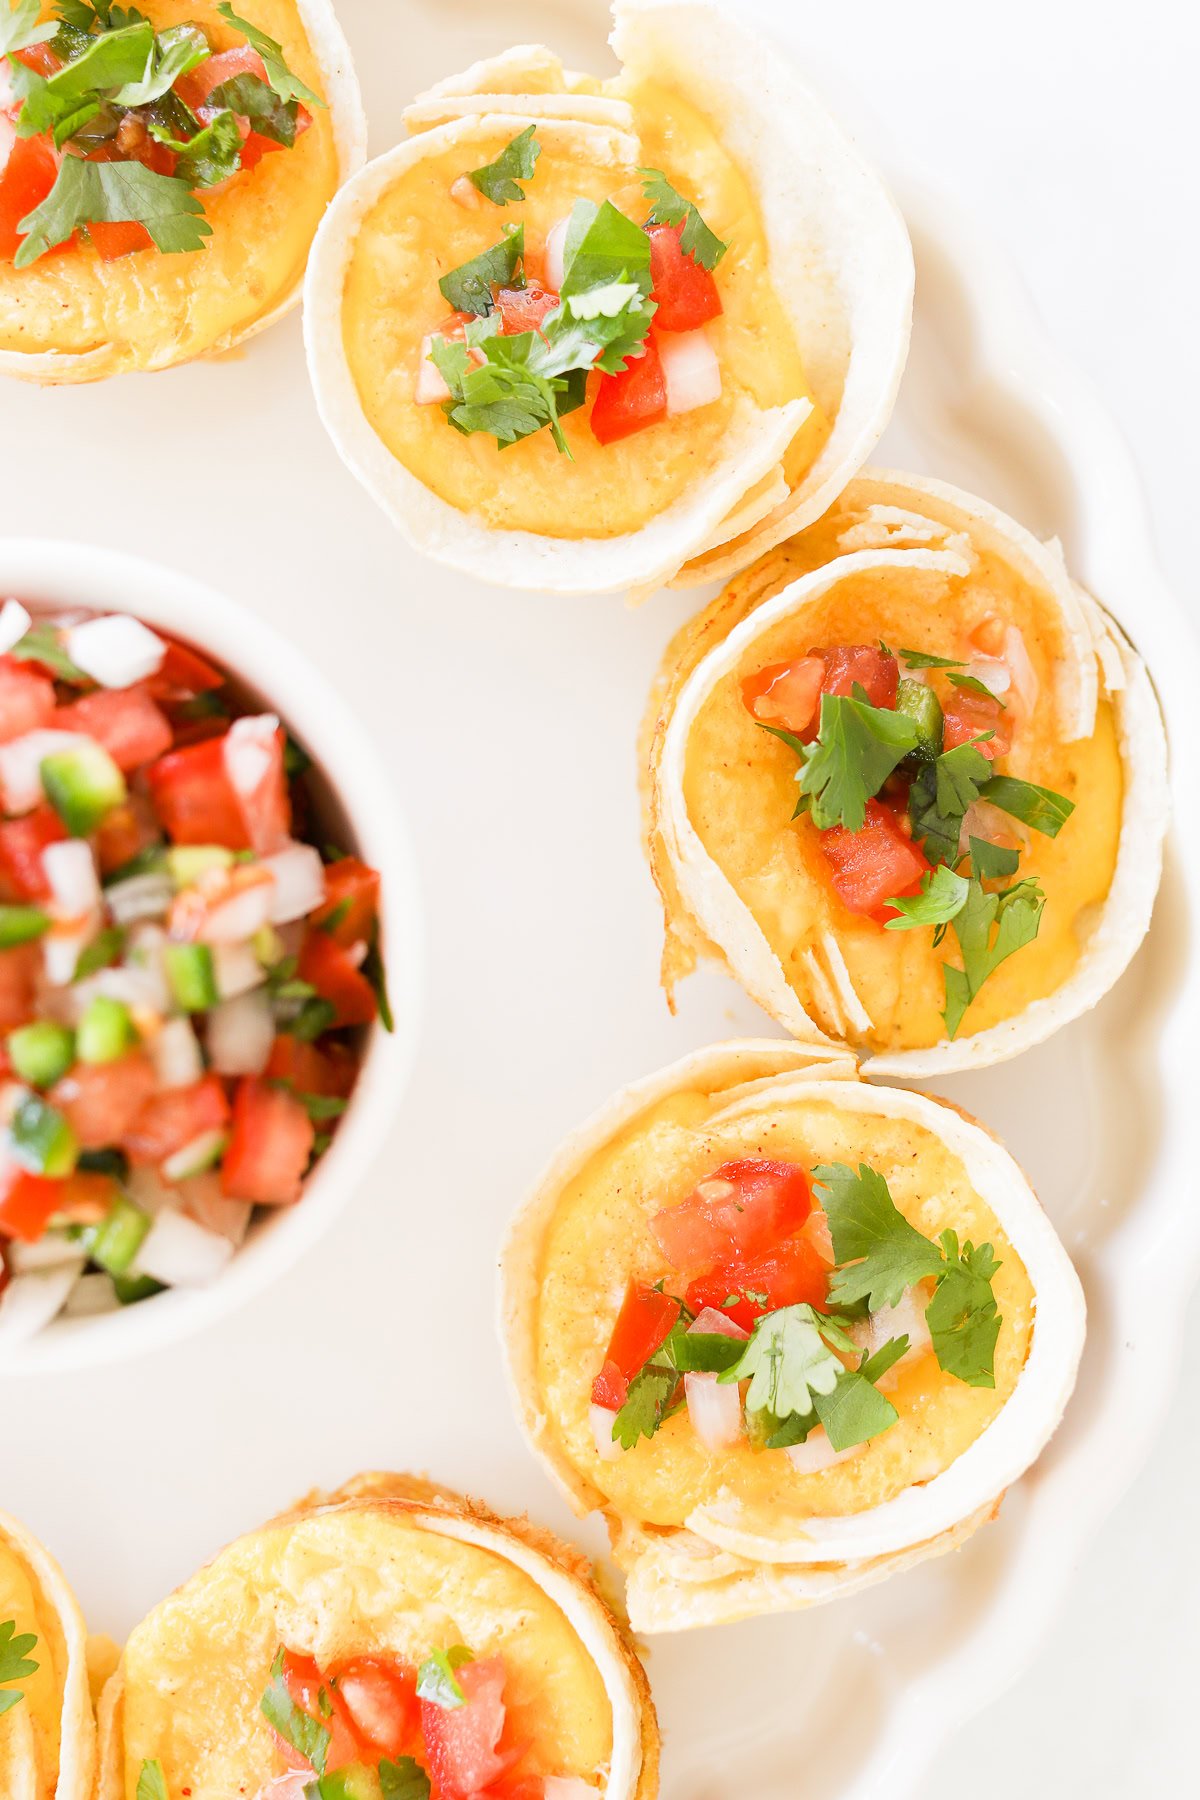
<box><xmin>0</xmin><ymin>538</ymin><xmax>423</xmax><ymax>1374</ymax></box>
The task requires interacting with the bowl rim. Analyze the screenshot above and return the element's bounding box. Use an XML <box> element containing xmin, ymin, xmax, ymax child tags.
<box><xmin>0</xmin><ymin>536</ymin><xmax>424</xmax><ymax>1374</ymax></box>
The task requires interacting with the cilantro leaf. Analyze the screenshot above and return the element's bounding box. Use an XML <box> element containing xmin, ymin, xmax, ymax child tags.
<box><xmin>379</xmin><ymin>1760</ymin><xmax>432</xmax><ymax>1800</ymax></box>
<box><xmin>16</xmin><ymin>156</ymin><xmax>209</xmax><ymax>264</ymax></box>
<box><xmin>136</xmin><ymin>1760</ymin><xmax>168</xmax><ymax>1800</ymax></box>
<box><xmin>433</xmin><ymin>324</ymin><xmax>568</xmax><ymax>452</ymax></box>
<box><xmin>437</xmin><ymin>223</ymin><xmax>523</xmax><ymax>316</ymax></box>
<box><xmin>467</xmin><ymin>123</ymin><xmax>540</xmax><ymax>204</ymax></box>
<box><xmin>813</xmin><ymin>1366</ymin><xmax>899</xmax><ymax>1451</ymax></box>
<box><xmin>559</xmin><ymin>197</ymin><xmax>652</xmax><ymax>299</ymax></box>
<box><xmin>612</xmin><ymin>1362</ymin><xmax>678</xmax><ymax>1449</ymax></box>
<box><xmin>884</xmin><ymin>863</ymin><xmax>969</xmax><ymax>930</ymax></box>
<box><xmin>925</xmin><ymin>1232</ymin><xmax>1002</xmax><ymax>1387</ymax></box>
<box><xmin>719</xmin><ymin>1303</ymin><xmax>843</xmax><ymax>1419</ymax></box>
<box><xmin>816</xmin><ymin>1162</ymin><xmax>943</xmax><ymax>1311</ymax></box>
<box><xmin>210</xmin><ymin>70</ymin><xmax>298</xmax><ymax>145</ymax></box>
<box><xmin>899</xmin><ymin>648</ymin><xmax>964</xmax><ymax>670</ymax></box>
<box><xmin>113</xmin><ymin>21</ymin><xmax>207</xmax><ymax>106</ymax></box>
<box><xmin>16</xmin><ymin>18</ymin><xmax>153</xmax><ymax>143</ymax></box>
<box><xmin>148</xmin><ymin>106</ymin><xmax>242</xmax><ymax>187</ymax></box>
<box><xmin>858</xmin><ymin>1335</ymin><xmax>912</xmax><ymax>1385</ymax></box>
<box><xmin>907</xmin><ymin>740</ymin><xmax>992</xmax><ymax>865</ymax></box>
<box><xmin>661</xmin><ymin>1321</ymin><xmax>745</xmax><ymax>1373</ymax></box>
<box><xmin>796</xmin><ymin>691</ymin><xmax>920</xmax><ymax>832</ymax></box>
<box><xmin>10</xmin><ymin>622</ymin><xmax>88</xmax><ymax>681</ymax></box>
<box><xmin>968</xmin><ymin>835</ymin><xmax>1020</xmax><ymax>882</ymax></box>
<box><xmin>0</xmin><ymin>1</ymin><xmax>58</xmax><ymax>56</ymax></box>
<box><xmin>0</xmin><ymin>1619</ymin><xmax>38</xmax><ymax>1717</ymax></box>
<box><xmin>543</xmin><ymin>278</ymin><xmax>655</xmax><ymax>375</ymax></box>
<box><xmin>416</xmin><ymin>1646</ymin><xmax>472</xmax><ymax>1710</ymax></box>
<box><xmin>214</xmin><ymin>3</ymin><xmax>323</xmax><ymax>108</ymax></box>
<box><xmin>260</xmin><ymin>1648</ymin><xmax>330</xmax><ymax>1775</ymax></box>
<box><xmin>639</xmin><ymin>166</ymin><xmax>726</xmax><ymax>270</ymax></box>
<box><xmin>977</xmin><ymin>774</ymin><xmax>1075</xmax><ymax>838</ymax></box>
<box><xmin>942</xmin><ymin>875</ymin><xmax>1044</xmax><ymax>1038</ymax></box>
<box><xmin>947</xmin><ymin>670</ymin><xmax>1006</xmax><ymax>707</ymax></box>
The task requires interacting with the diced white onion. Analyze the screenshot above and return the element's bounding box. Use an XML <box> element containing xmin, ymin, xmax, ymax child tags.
<box><xmin>415</xmin><ymin>336</ymin><xmax>453</xmax><ymax>404</ymax></box>
<box><xmin>261</xmin><ymin>843</ymin><xmax>325</xmax><ymax>924</ymax></box>
<box><xmin>196</xmin><ymin>879</ymin><xmax>275</xmax><ymax>945</ymax></box>
<box><xmin>179</xmin><ymin>1172</ymin><xmax>252</xmax><ymax>1247</ymax></box>
<box><xmin>688</xmin><ymin>1305</ymin><xmax>749</xmax><ymax>1341</ymax></box>
<box><xmin>149</xmin><ymin>1016</ymin><xmax>204</xmax><ymax>1089</ymax></box>
<box><xmin>848</xmin><ymin>1285</ymin><xmax>932</xmax><ymax>1382</ymax></box>
<box><xmin>961</xmin><ymin>657</ymin><xmax>1012</xmax><ymax>695</ymax></box>
<box><xmin>223</xmin><ymin>713</ymin><xmax>278</xmax><ymax>802</ymax></box>
<box><xmin>1004</xmin><ymin>624</ymin><xmax>1039</xmax><ymax>714</ymax></box>
<box><xmin>161</xmin><ymin>1128</ymin><xmax>228</xmax><ymax>1184</ymax></box>
<box><xmin>83</xmin><ymin>962</ymin><xmax>170</xmax><ymax>1018</ymax></box>
<box><xmin>543</xmin><ymin>1781</ymin><xmax>599</xmax><ymax>1799</ymax></box>
<box><xmin>64</xmin><ymin>614</ymin><xmax>165</xmax><ymax>688</ymax></box>
<box><xmin>135</xmin><ymin>1207</ymin><xmax>235</xmax><ymax>1287</ymax></box>
<box><xmin>0</xmin><ymin>1262</ymin><xmax>83</xmax><ymax>1342</ymax></box>
<box><xmin>43</xmin><ymin>838</ymin><xmax>101</xmax><ymax>918</ymax></box>
<box><xmin>449</xmin><ymin>173</ymin><xmax>480</xmax><ymax>209</ymax></box>
<box><xmin>0</xmin><ymin>599</ymin><xmax>32</xmax><ymax>654</ymax></box>
<box><xmin>8</xmin><ymin>1234</ymin><xmax>85</xmax><ymax>1275</ymax></box>
<box><xmin>685</xmin><ymin>1371</ymin><xmax>744</xmax><ymax>1450</ymax></box>
<box><xmin>660</xmin><ymin>328</ymin><xmax>722</xmax><ymax>416</ymax></box>
<box><xmin>0</xmin><ymin>729</ymin><xmax>88</xmax><ymax>815</ymax></box>
<box><xmin>589</xmin><ymin>1403</ymin><xmax>623</xmax><ymax>1463</ymax></box>
<box><xmin>105</xmin><ymin>871</ymin><xmax>174</xmax><ymax>925</ymax></box>
<box><xmin>206</xmin><ymin>987</ymin><xmax>275</xmax><ymax>1075</ymax></box>
<box><xmin>212</xmin><ymin>940</ymin><xmax>264</xmax><ymax>999</ymax></box>
<box><xmin>42</xmin><ymin>924</ymin><xmax>96</xmax><ymax>989</ymax></box>
<box><xmin>63</xmin><ymin>1272</ymin><xmax>120</xmax><ymax>1318</ymax></box>
<box><xmin>544</xmin><ymin>214</ymin><xmax>570</xmax><ymax>291</ymax></box>
<box><xmin>784</xmin><ymin>1428</ymin><xmax>865</xmax><ymax>1475</ymax></box>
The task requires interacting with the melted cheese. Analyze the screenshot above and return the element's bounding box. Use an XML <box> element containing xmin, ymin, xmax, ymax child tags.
<box><xmin>0</xmin><ymin>1543</ymin><xmax>66</xmax><ymax>1797</ymax></box>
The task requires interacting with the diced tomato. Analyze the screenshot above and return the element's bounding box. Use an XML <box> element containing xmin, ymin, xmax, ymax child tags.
<box><xmin>741</xmin><ymin>656</ymin><xmax>825</xmax><ymax>738</ymax></box>
<box><xmin>221</xmin><ymin>1077</ymin><xmax>314</xmax><ymax>1205</ymax></box>
<box><xmin>0</xmin><ymin>136</ymin><xmax>59</xmax><ymax>263</ymax></box>
<box><xmin>817</xmin><ymin>644</ymin><xmax>899</xmax><ymax>710</ymax></box>
<box><xmin>0</xmin><ymin>805</ymin><xmax>65</xmax><ymax>901</ymax></box>
<box><xmin>87</xmin><ymin>219</ymin><xmax>153</xmax><ymax>260</ymax></box>
<box><xmin>649</xmin><ymin>1159</ymin><xmax>813</xmax><ymax>1272</ymax></box>
<box><xmin>0</xmin><ymin>943</ymin><xmax>39</xmax><ymax>1033</ymax></box>
<box><xmin>646</xmin><ymin>221</ymin><xmax>722</xmax><ymax>332</ymax></box>
<box><xmin>13</xmin><ymin>44</ymin><xmax>61</xmax><ymax>78</ymax></box>
<box><xmin>589</xmin><ymin>335</ymin><xmax>667</xmax><ymax>444</ymax></box>
<box><xmin>265</xmin><ymin>1035</ymin><xmax>356</xmax><ymax>1100</ymax></box>
<box><xmin>175</xmin><ymin>45</ymin><xmax>269</xmax><ymax>109</ymax></box>
<box><xmin>298</xmin><ymin>930</ymin><xmax>376</xmax><ymax>1029</ymax></box>
<box><xmin>686</xmin><ymin>1234</ymin><xmax>829</xmax><ymax>1332</ymax></box>
<box><xmin>333</xmin><ymin>1658</ymin><xmax>420</xmax><ymax>1760</ymax></box>
<box><xmin>496</xmin><ymin>279</ymin><xmax>559</xmax><ymax>336</ymax></box>
<box><xmin>819</xmin><ymin>798</ymin><xmax>930</xmax><ymax>919</ymax></box>
<box><xmin>55</xmin><ymin>688</ymin><xmax>173</xmax><ymax>773</ymax></box>
<box><xmin>145</xmin><ymin>735</ymin><xmax>250</xmax><ymax>849</ymax></box>
<box><xmin>224</xmin><ymin>719</ymin><xmax>291</xmax><ymax>855</ymax></box>
<box><xmin>0</xmin><ymin>655</ymin><xmax>56</xmax><ymax>745</ymax></box>
<box><xmin>0</xmin><ymin>1170</ymin><xmax>63</xmax><ymax>1243</ymax></box>
<box><xmin>52</xmin><ymin>1054</ymin><xmax>159</xmax><ymax>1150</ymax></box>
<box><xmin>146</xmin><ymin>638</ymin><xmax>226</xmax><ymax>702</ymax></box>
<box><xmin>941</xmin><ymin>691</ymin><xmax>1012</xmax><ymax>761</ymax></box>
<box><xmin>122</xmin><ymin>1074</ymin><xmax>231</xmax><ymax>1165</ymax></box>
<box><xmin>95</xmin><ymin>798</ymin><xmax>161</xmax><ymax>878</ymax></box>
<box><xmin>591</xmin><ymin>1280</ymin><xmax>679</xmax><ymax>1409</ymax></box>
<box><xmin>275</xmin><ymin>1651</ymin><xmax>365</xmax><ymax>1774</ymax></box>
<box><xmin>421</xmin><ymin>1657</ymin><xmax>516</xmax><ymax>1800</ymax></box>
<box><xmin>313</xmin><ymin>858</ymin><xmax>379</xmax><ymax>948</ymax></box>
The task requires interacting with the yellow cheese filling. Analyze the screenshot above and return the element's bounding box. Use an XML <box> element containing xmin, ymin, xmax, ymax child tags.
<box><xmin>0</xmin><ymin>1543</ymin><xmax>67</xmax><ymax>1795</ymax></box>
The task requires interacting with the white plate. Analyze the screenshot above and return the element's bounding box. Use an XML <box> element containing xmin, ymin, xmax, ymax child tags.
<box><xmin>1</xmin><ymin>3</ymin><xmax>1196</xmax><ymax>1797</ymax></box>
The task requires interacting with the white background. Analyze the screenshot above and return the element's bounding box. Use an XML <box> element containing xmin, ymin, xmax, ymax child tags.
<box><xmin>1</xmin><ymin>0</ymin><xmax>1197</xmax><ymax>1794</ymax></box>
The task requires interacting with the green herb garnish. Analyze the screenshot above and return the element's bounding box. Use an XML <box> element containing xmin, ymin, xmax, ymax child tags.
<box><xmin>639</xmin><ymin>166</ymin><xmax>726</xmax><ymax>269</ymax></box>
<box><xmin>0</xmin><ymin>1619</ymin><xmax>38</xmax><ymax>1717</ymax></box>
<box><xmin>467</xmin><ymin>123</ymin><xmax>539</xmax><ymax>204</ymax></box>
<box><xmin>415</xmin><ymin>1646</ymin><xmax>473</xmax><ymax>1710</ymax></box>
<box><xmin>260</xmin><ymin>1648</ymin><xmax>331</xmax><ymax>1776</ymax></box>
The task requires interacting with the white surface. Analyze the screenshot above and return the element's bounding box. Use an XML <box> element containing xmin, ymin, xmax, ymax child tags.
<box><xmin>0</xmin><ymin>1</ymin><xmax>1196</xmax><ymax>1794</ymax></box>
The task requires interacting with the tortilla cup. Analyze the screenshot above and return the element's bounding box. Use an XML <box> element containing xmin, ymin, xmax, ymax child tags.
<box><xmin>0</xmin><ymin>1511</ymin><xmax>94</xmax><ymax>1798</ymax></box>
<box><xmin>302</xmin><ymin>0</ymin><xmax>911</xmax><ymax>595</ymax></box>
<box><xmin>0</xmin><ymin>1</ymin><xmax>366</xmax><ymax>384</ymax></box>
<box><xmin>500</xmin><ymin>1039</ymin><xmax>1086</xmax><ymax>1632</ymax></box>
<box><xmin>95</xmin><ymin>1473</ymin><xmax>659</xmax><ymax>1798</ymax></box>
<box><xmin>643</xmin><ymin>469</ymin><xmax>1170</xmax><ymax>1073</ymax></box>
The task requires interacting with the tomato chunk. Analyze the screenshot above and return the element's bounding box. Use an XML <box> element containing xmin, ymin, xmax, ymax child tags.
<box><xmin>313</xmin><ymin>857</ymin><xmax>379</xmax><ymax>948</ymax></box>
<box><xmin>52</xmin><ymin>1055</ymin><xmax>159</xmax><ymax>1150</ymax></box>
<box><xmin>0</xmin><ymin>1170</ymin><xmax>63</xmax><ymax>1243</ymax></box>
<box><xmin>87</xmin><ymin>219</ymin><xmax>154</xmax><ymax>260</ymax></box>
<box><xmin>686</xmin><ymin>1234</ymin><xmax>830</xmax><ymax>1332</ymax></box>
<box><xmin>741</xmin><ymin>657</ymin><xmax>825</xmax><ymax>738</ymax></box>
<box><xmin>265</xmin><ymin>1035</ymin><xmax>356</xmax><ymax>1100</ymax></box>
<box><xmin>275</xmin><ymin>1651</ymin><xmax>364</xmax><ymax>1773</ymax></box>
<box><xmin>650</xmin><ymin>1159</ymin><xmax>813</xmax><ymax>1272</ymax></box>
<box><xmin>55</xmin><ymin>688</ymin><xmax>173</xmax><ymax>773</ymax></box>
<box><xmin>0</xmin><ymin>655</ymin><xmax>56</xmax><ymax>745</ymax></box>
<box><xmin>147</xmin><ymin>638</ymin><xmax>226</xmax><ymax>701</ymax></box>
<box><xmin>817</xmin><ymin>644</ymin><xmax>900</xmax><ymax>708</ymax></box>
<box><xmin>95</xmin><ymin>799</ymin><xmax>161</xmax><ymax>878</ymax></box>
<box><xmin>221</xmin><ymin>1077</ymin><xmax>314</xmax><ymax>1205</ymax></box>
<box><xmin>0</xmin><ymin>136</ymin><xmax>59</xmax><ymax>263</ymax></box>
<box><xmin>647</xmin><ymin>222</ymin><xmax>722</xmax><ymax>331</ymax></box>
<box><xmin>145</xmin><ymin>735</ymin><xmax>250</xmax><ymax>849</ymax></box>
<box><xmin>496</xmin><ymin>280</ymin><xmax>559</xmax><ymax>336</ymax></box>
<box><xmin>942</xmin><ymin>691</ymin><xmax>1012</xmax><ymax>760</ymax></box>
<box><xmin>0</xmin><ymin>806</ymin><xmax>66</xmax><ymax>901</ymax></box>
<box><xmin>333</xmin><ymin>1658</ymin><xmax>420</xmax><ymax>1760</ymax></box>
<box><xmin>819</xmin><ymin>798</ymin><xmax>930</xmax><ymax>918</ymax></box>
<box><xmin>421</xmin><ymin>1657</ymin><xmax>515</xmax><ymax>1800</ymax></box>
<box><xmin>589</xmin><ymin>335</ymin><xmax>666</xmax><ymax>444</ymax></box>
<box><xmin>298</xmin><ymin>930</ymin><xmax>376</xmax><ymax>1029</ymax></box>
<box><xmin>591</xmin><ymin>1280</ymin><xmax>679</xmax><ymax>1409</ymax></box>
<box><xmin>175</xmin><ymin>45</ymin><xmax>269</xmax><ymax>109</ymax></box>
<box><xmin>122</xmin><ymin>1074</ymin><xmax>231</xmax><ymax>1165</ymax></box>
<box><xmin>0</xmin><ymin>944</ymin><xmax>40</xmax><ymax>1033</ymax></box>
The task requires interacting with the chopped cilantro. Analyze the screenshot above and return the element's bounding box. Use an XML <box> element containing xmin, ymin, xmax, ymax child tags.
<box><xmin>793</xmin><ymin>690</ymin><xmax>920</xmax><ymax>831</ymax></box>
<box><xmin>467</xmin><ymin>123</ymin><xmax>540</xmax><ymax>204</ymax></box>
<box><xmin>73</xmin><ymin>923</ymin><xmax>126</xmax><ymax>979</ymax></box>
<box><xmin>639</xmin><ymin>166</ymin><xmax>726</xmax><ymax>270</ymax></box>
<box><xmin>416</xmin><ymin>1646</ymin><xmax>472</xmax><ymax>1710</ymax></box>
<box><xmin>148</xmin><ymin>107</ymin><xmax>242</xmax><ymax>189</ymax></box>
<box><xmin>379</xmin><ymin>1761</ymin><xmax>432</xmax><ymax>1800</ymax></box>
<box><xmin>260</xmin><ymin>1648</ymin><xmax>330</xmax><ymax>1776</ymax></box>
<box><xmin>718</xmin><ymin>1304</ymin><xmax>846</xmax><ymax>1418</ymax></box>
<box><xmin>285</xmin><ymin>997</ymin><xmax>337</xmax><ymax>1042</ymax></box>
<box><xmin>437</xmin><ymin>223</ymin><xmax>524</xmax><ymax>316</ymax></box>
<box><xmin>113</xmin><ymin>22</ymin><xmax>208</xmax><ymax>107</ymax></box>
<box><xmin>136</xmin><ymin>1760</ymin><xmax>168</xmax><ymax>1800</ymax></box>
<box><xmin>969</xmin><ymin>835</ymin><xmax>1020</xmax><ymax>882</ymax></box>
<box><xmin>215</xmin><ymin>3</ymin><xmax>324</xmax><ymax>108</ymax></box>
<box><xmin>612</xmin><ymin>1362</ymin><xmax>678</xmax><ymax>1449</ymax></box>
<box><xmin>899</xmin><ymin>648</ymin><xmax>964</xmax><ymax>671</ymax></box>
<box><xmin>0</xmin><ymin>1619</ymin><xmax>38</xmax><ymax>1717</ymax></box>
<box><xmin>942</xmin><ymin>874</ymin><xmax>1044</xmax><ymax>1038</ymax></box>
<box><xmin>926</xmin><ymin>1232</ymin><xmax>1002</xmax><ymax>1387</ymax></box>
<box><xmin>16</xmin><ymin>155</ymin><xmax>209</xmax><ymax>264</ymax></box>
<box><xmin>9</xmin><ymin>622</ymin><xmax>89</xmax><ymax>682</ymax></box>
<box><xmin>661</xmin><ymin>1321</ymin><xmax>744</xmax><ymax>1374</ymax></box>
<box><xmin>15</xmin><ymin>18</ymin><xmax>153</xmax><ymax>146</ymax></box>
<box><xmin>979</xmin><ymin>773</ymin><xmax>1074</xmax><ymax>837</ymax></box>
<box><xmin>907</xmin><ymin>740</ymin><xmax>991</xmax><ymax>865</ymax></box>
<box><xmin>813</xmin><ymin>1363</ymin><xmax>899</xmax><ymax>1451</ymax></box>
<box><xmin>947</xmin><ymin>670</ymin><xmax>1006</xmax><ymax>708</ymax></box>
<box><xmin>884</xmin><ymin>863</ymin><xmax>969</xmax><ymax>930</ymax></box>
<box><xmin>0</xmin><ymin>0</ymin><xmax>57</xmax><ymax>56</ymax></box>
<box><xmin>209</xmin><ymin>70</ymin><xmax>299</xmax><ymax>146</ymax></box>
<box><xmin>559</xmin><ymin>196</ymin><xmax>652</xmax><ymax>302</ymax></box>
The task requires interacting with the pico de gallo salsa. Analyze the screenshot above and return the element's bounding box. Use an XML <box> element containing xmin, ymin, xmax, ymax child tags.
<box><xmin>418</xmin><ymin>132</ymin><xmax>726</xmax><ymax>453</ymax></box>
<box><xmin>0</xmin><ymin>598</ymin><xmax>388</xmax><ymax>1341</ymax></box>
<box><xmin>143</xmin><ymin>1640</ymin><xmax>599</xmax><ymax>1800</ymax></box>
<box><xmin>589</xmin><ymin>1155</ymin><xmax>1003</xmax><ymax>1471</ymax></box>
<box><xmin>0</xmin><ymin>0</ymin><xmax>324</xmax><ymax>267</ymax></box>
<box><xmin>741</xmin><ymin>632</ymin><xmax>1076</xmax><ymax>1036</ymax></box>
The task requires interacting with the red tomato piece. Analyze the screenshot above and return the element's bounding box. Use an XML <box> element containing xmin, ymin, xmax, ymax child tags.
<box><xmin>87</xmin><ymin>219</ymin><xmax>154</xmax><ymax>260</ymax></box>
<box><xmin>52</xmin><ymin>1055</ymin><xmax>159</xmax><ymax>1151</ymax></box>
<box><xmin>333</xmin><ymin>1658</ymin><xmax>420</xmax><ymax>1760</ymax></box>
<box><xmin>496</xmin><ymin>280</ymin><xmax>560</xmax><ymax>336</ymax></box>
<box><xmin>942</xmin><ymin>691</ymin><xmax>1012</xmax><ymax>760</ymax></box>
<box><xmin>820</xmin><ymin>797</ymin><xmax>930</xmax><ymax>919</ymax></box>
<box><xmin>175</xmin><ymin>45</ymin><xmax>269</xmax><ymax>109</ymax></box>
<box><xmin>0</xmin><ymin>806</ymin><xmax>66</xmax><ymax>901</ymax></box>
<box><xmin>221</xmin><ymin>1078</ymin><xmax>314</xmax><ymax>1205</ymax></box>
<box><xmin>145</xmin><ymin>735</ymin><xmax>250</xmax><ymax>849</ymax></box>
<box><xmin>264</xmin><ymin>1035</ymin><xmax>356</xmax><ymax>1100</ymax></box>
<box><xmin>421</xmin><ymin>1657</ymin><xmax>515</xmax><ymax>1800</ymax></box>
<box><xmin>589</xmin><ymin>335</ymin><xmax>667</xmax><ymax>444</ymax></box>
<box><xmin>817</xmin><ymin>644</ymin><xmax>899</xmax><ymax>710</ymax></box>
<box><xmin>298</xmin><ymin>930</ymin><xmax>376</xmax><ymax>1029</ymax></box>
<box><xmin>646</xmin><ymin>222</ymin><xmax>722</xmax><ymax>331</ymax></box>
<box><xmin>0</xmin><ymin>1171</ymin><xmax>64</xmax><ymax>1243</ymax></box>
<box><xmin>13</xmin><ymin>44</ymin><xmax>60</xmax><ymax>78</ymax></box>
<box><xmin>0</xmin><ymin>136</ymin><xmax>59</xmax><ymax>263</ymax></box>
<box><xmin>313</xmin><ymin>857</ymin><xmax>380</xmax><ymax>948</ymax></box>
<box><xmin>147</xmin><ymin>638</ymin><xmax>226</xmax><ymax>701</ymax></box>
<box><xmin>0</xmin><ymin>944</ymin><xmax>40</xmax><ymax>1033</ymax></box>
<box><xmin>55</xmin><ymin>688</ymin><xmax>173</xmax><ymax>773</ymax></box>
<box><xmin>590</xmin><ymin>1280</ymin><xmax>679</xmax><ymax>1408</ymax></box>
<box><xmin>0</xmin><ymin>655</ymin><xmax>56</xmax><ymax>745</ymax></box>
<box><xmin>95</xmin><ymin>798</ymin><xmax>161</xmax><ymax>878</ymax></box>
<box><xmin>122</xmin><ymin>1074</ymin><xmax>231</xmax><ymax>1165</ymax></box>
<box><xmin>741</xmin><ymin>657</ymin><xmax>825</xmax><ymax>737</ymax></box>
<box><xmin>686</xmin><ymin>1235</ymin><xmax>830</xmax><ymax>1332</ymax></box>
<box><xmin>649</xmin><ymin>1159</ymin><xmax>813</xmax><ymax>1273</ymax></box>
<box><xmin>224</xmin><ymin>719</ymin><xmax>291</xmax><ymax>855</ymax></box>
<box><xmin>275</xmin><ymin>1651</ymin><xmax>365</xmax><ymax>1773</ymax></box>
